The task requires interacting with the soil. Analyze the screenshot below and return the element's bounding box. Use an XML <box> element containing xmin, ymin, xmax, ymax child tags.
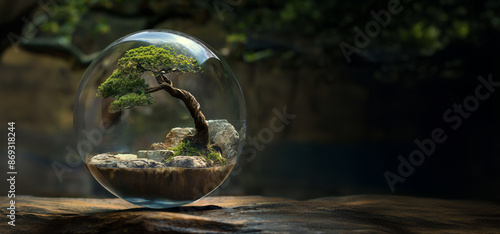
<box><xmin>86</xmin><ymin>163</ymin><xmax>234</xmax><ymax>201</ymax></box>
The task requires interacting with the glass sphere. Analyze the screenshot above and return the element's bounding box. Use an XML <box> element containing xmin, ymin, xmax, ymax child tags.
<box><xmin>74</xmin><ymin>30</ymin><xmax>246</xmax><ymax>208</ymax></box>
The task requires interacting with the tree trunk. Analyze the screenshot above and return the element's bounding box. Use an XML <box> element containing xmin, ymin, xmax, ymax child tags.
<box><xmin>148</xmin><ymin>73</ymin><xmax>209</xmax><ymax>148</ymax></box>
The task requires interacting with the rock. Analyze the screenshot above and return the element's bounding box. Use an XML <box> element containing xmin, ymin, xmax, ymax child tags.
<box><xmin>206</xmin><ymin>119</ymin><xmax>231</xmax><ymax>137</ymax></box>
<box><xmin>89</xmin><ymin>153</ymin><xmax>166</xmax><ymax>168</ymax></box>
<box><xmin>149</xmin><ymin>142</ymin><xmax>166</xmax><ymax>150</ymax></box>
<box><xmin>207</xmin><ymin>119</ymin><xmax>239</xmax><ymax>161</ymax></box>
<box><xmin>2</xmin><ymin>195</ymin><xmax>500</xmax><ymax>233</ymax></box>
<box><xmin>150</xmin><ymin>119</ymin><xmax>240</xmax><ymax>161</ymax></box>
<box><xmin>164</xmin><ymin>128</ymin><xmax>196</xmax><ymax>148</ymax></box>
<box><xmin>164</xmin><ymin>156</ymin><xmax>208</xmax><ymax>168</ymax></box>
<box><xmin>151</xmin><ymin>128</ymin><xmax>195</xmax><ymax>150</ymax></box>
<box><xmin>137</xmin><ymin>150</ymin><xmax>174</xmax><ymax>162</ymax></box>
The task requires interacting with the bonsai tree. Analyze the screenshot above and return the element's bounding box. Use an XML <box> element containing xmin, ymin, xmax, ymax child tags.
<box><xmin>97</xmin><ymin>45</ymin><xmax>220</xmax><ymax>161</ymax></box>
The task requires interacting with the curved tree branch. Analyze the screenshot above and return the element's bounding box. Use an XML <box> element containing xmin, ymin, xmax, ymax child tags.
<box><xmin>145</xmin><ymin>85</ymin><xmax>163</xmax><ymax>93</ymax></box>
<box><xmin>98</xmin><ymin>45</ymin><xmax>208</xmax><ymax>149</ymax></box>
<box><xmin>151</xmin><ymin>73</ymin><xmax>209</xmax><ymax>148</ymax></box>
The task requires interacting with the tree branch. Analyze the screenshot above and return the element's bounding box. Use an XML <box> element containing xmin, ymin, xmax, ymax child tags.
<box><xmin>145</xmin><ymin>85</ymin><xmax>165</xmax><ymax>93</ymax></box>
<box><xmin>152</xmin><ymin>73</ymin><xmax>209</xmax><ymax>148</ymax></box>
<box><xmin>161</xmin><ymin>73</ymin><xmax>172</xmax><ymax>85</ymax></box>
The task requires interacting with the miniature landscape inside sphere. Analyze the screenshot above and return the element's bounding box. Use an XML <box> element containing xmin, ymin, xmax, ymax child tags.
<box><xmin>74</xmin><ymin>30</ymin><xmax>246</xmax><ymax>208</ymax></box>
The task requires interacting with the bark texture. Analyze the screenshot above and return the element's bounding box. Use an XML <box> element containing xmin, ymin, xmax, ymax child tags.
<box><xmin>147</xmin><ymin>72</ymin><xmax>209</xmax><ymax>148</ymax></box>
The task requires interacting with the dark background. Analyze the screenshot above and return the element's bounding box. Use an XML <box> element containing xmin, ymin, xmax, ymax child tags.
<box><xmin>1</xmin><ymin>0</ymin><xmax>499</xmax><ymax>200</ymax></box>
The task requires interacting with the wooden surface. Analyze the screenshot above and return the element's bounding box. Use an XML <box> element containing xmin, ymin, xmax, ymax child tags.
<box><xmin>1</xmin><ymin>195</ymin><xmax>500</xmax><ymax>233</ymax></box>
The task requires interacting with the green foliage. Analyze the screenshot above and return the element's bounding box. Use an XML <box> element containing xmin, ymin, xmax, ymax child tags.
<box><xmin>169</xmin><ymin>140</ymin><xmax>227</xmax><ymax>165</ymax></box>
<box><xmin>97</xmin><ymin>69</ymin><xmax>152</xmax><ymax>113</ymax></box>
<box><xmin>224</xmin><ymin>0</ymin><xmax>497</xmax><ymax>66</ymax></box>
<box><xmin>97</xmin><ymin>45</ymin><xmax>200</xmax><ymax>112</ymax></box>
<box><xmin>172</xmin><ymin>140</ymin><xmax>201</xmax><ymax>157</ymax></box>
<box><xmin>206</xmin><ymin>148</ymin><xmax>226</xmax><ymax>165</ymax></box>
<box><xmin>118</xmin><ymin>45</ymin><xmax>201</xmax><ymax>74</ymax></box>
<box><xmin>108</xmin><ymin>93</ymin><xmax>153</xmax><ymax>113</ymax></box>
<box><xmin>39</xmin><ymin>0</ymin><xmax>118</xmax><ymax>40</ymax></box>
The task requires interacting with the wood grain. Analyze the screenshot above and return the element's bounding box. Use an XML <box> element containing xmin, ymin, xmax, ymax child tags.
<box><xmin>1</xmin><ymin>195</ymin><xmax>500</xmax><ymax>233</ymax></box>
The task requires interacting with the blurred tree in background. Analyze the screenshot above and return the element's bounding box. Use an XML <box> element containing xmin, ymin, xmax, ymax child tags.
<box><xmin>1</xmin><ymin>0</ymin><xmax>500</xmax><ymax>200</ymax></box>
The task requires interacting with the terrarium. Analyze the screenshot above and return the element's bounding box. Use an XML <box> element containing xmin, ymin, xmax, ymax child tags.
<box><xmin>74</xmin><ymin>30</ymin><xmax>246</xmax><ymax>208</ymax></box>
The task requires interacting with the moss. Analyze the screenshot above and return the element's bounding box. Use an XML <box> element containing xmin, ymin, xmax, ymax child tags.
<box><xmin>172</xmin><ymin>140</ymin><xmax>201</xmax><ymax>157</ymax></box>
<box><xmin>165</xmin><ymin>154</ymin><xmax>175</xmax><ymax>162</ymax></box>
<box><xmin>168</xmin><ymin>140</ymin><xmax>227</xmax><ymax>165</ymax></box>
<box><xmin>206</xmin><ymin>149</ymin><xmax>226</xmax><ymax>165</ymax></box>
